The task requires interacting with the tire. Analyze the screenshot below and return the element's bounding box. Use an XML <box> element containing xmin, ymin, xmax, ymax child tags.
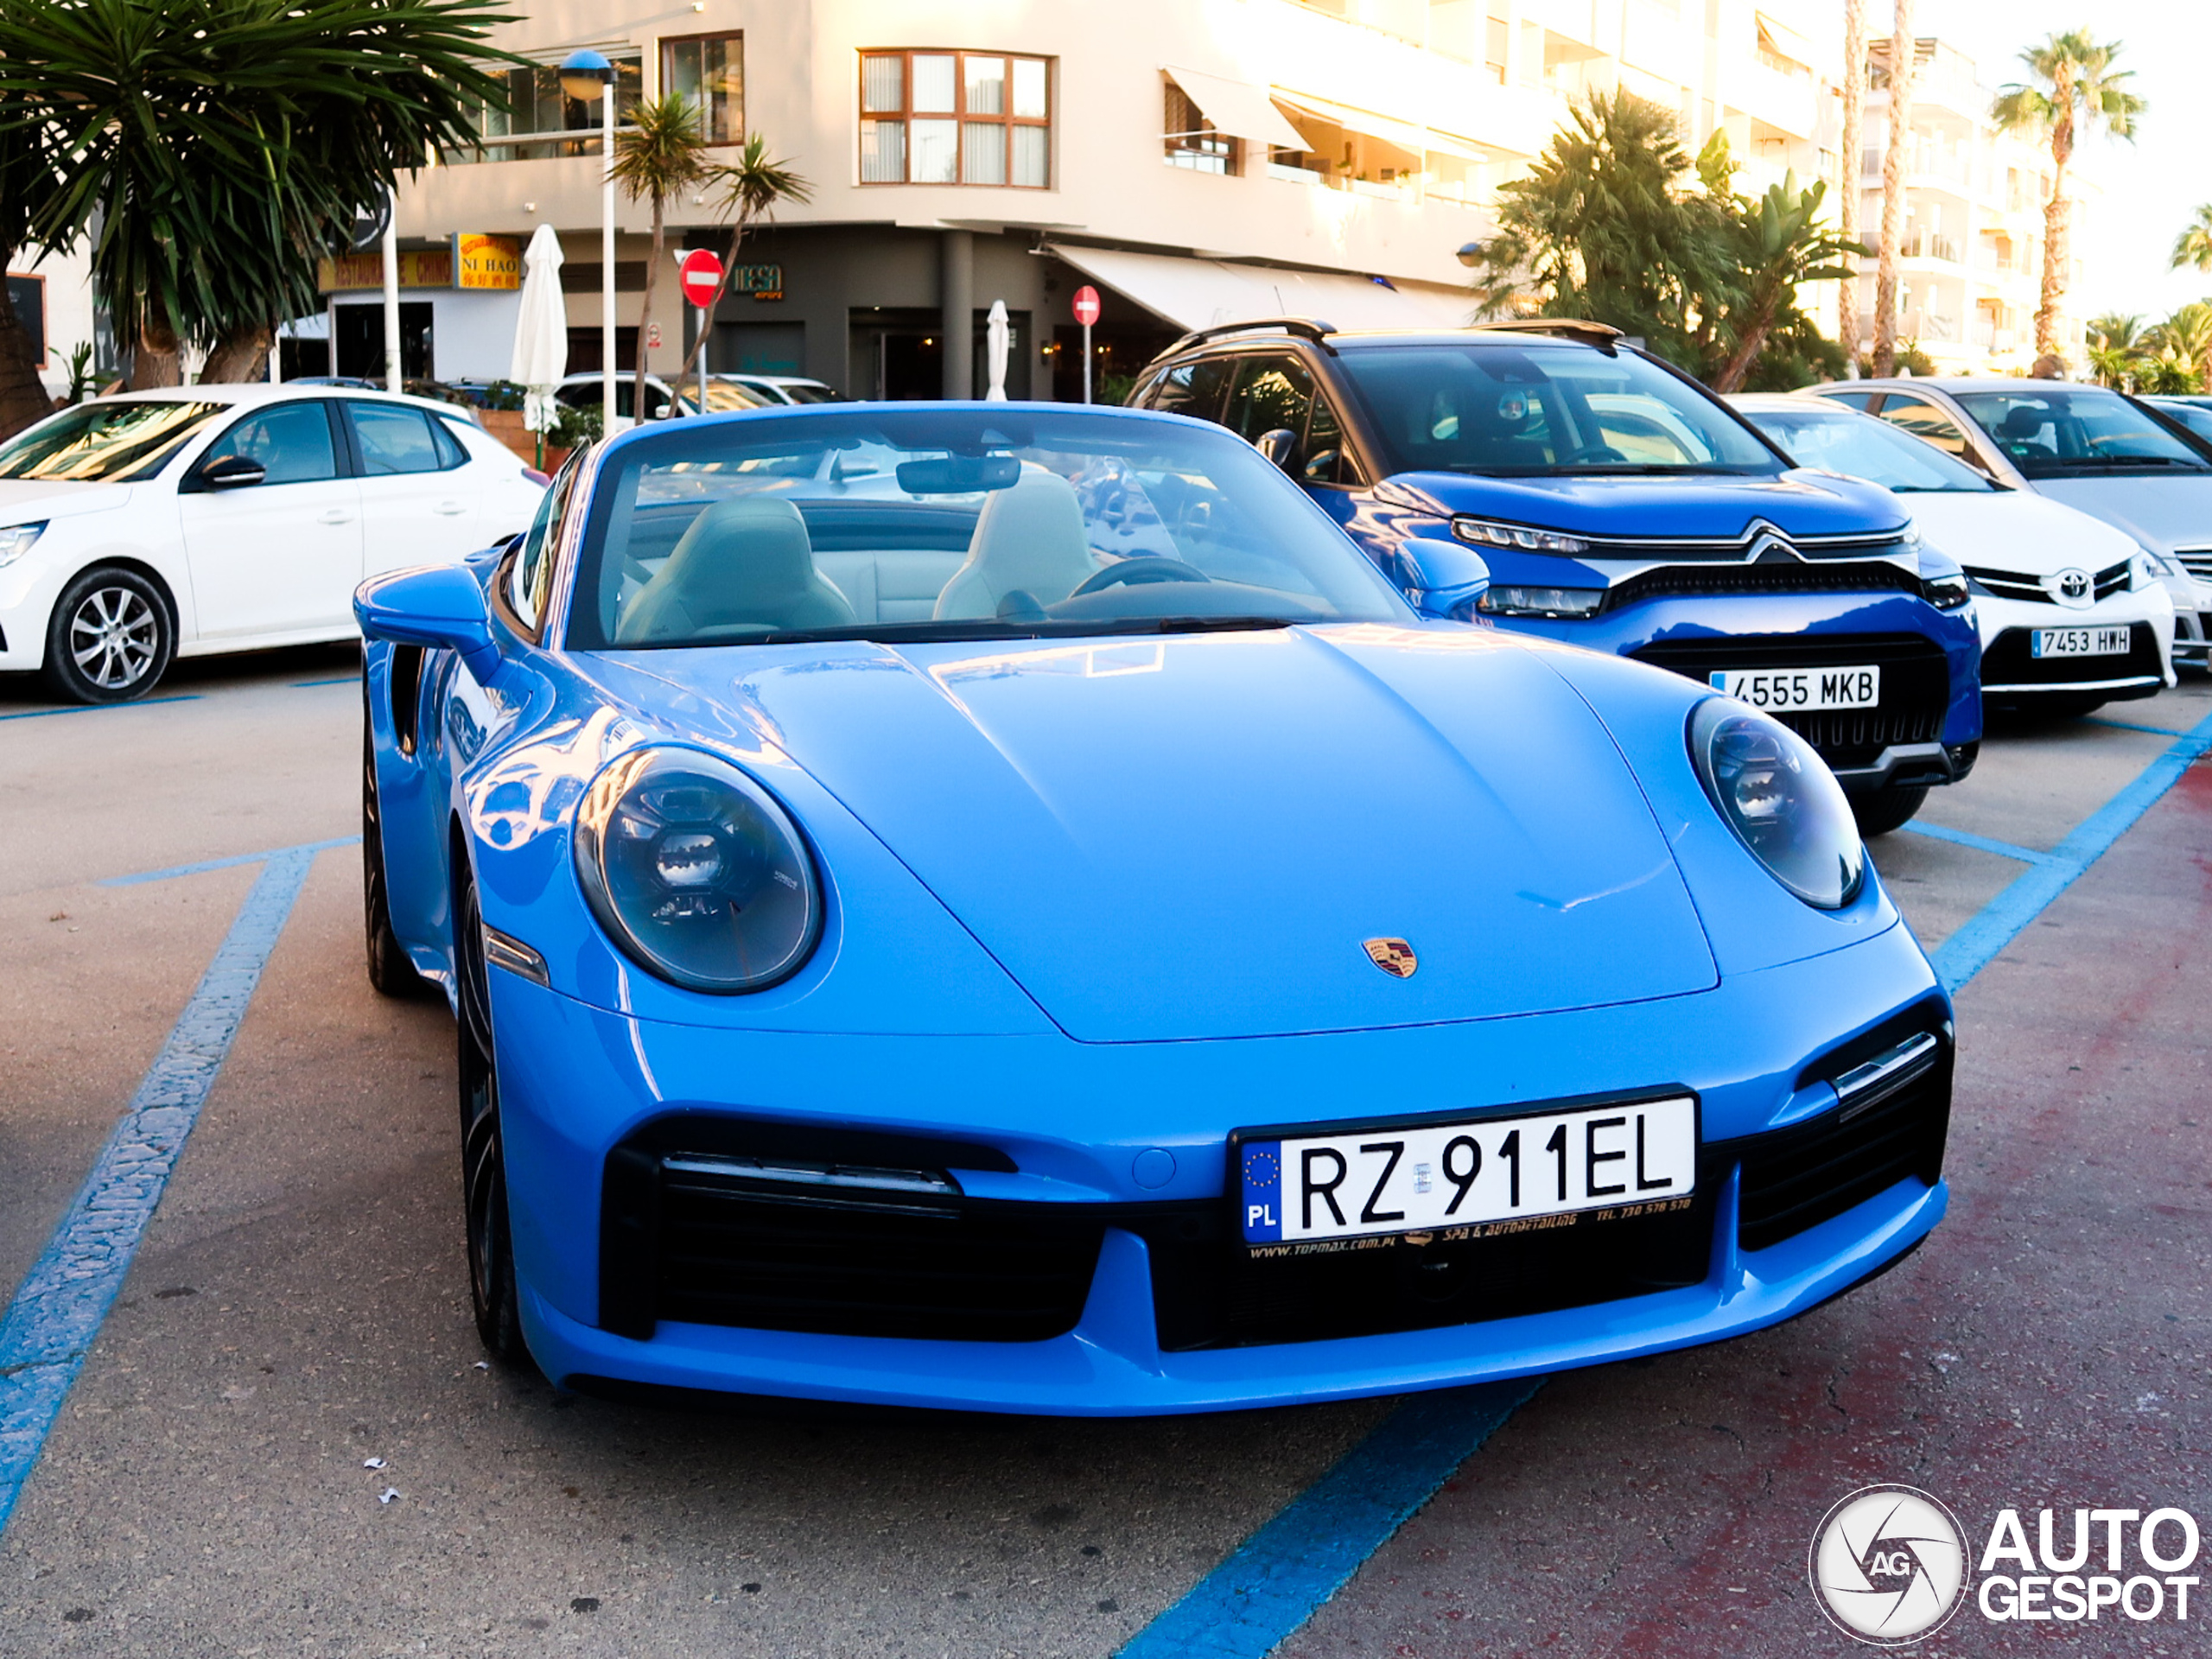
<box><xmin>41</xmin><ymin>565</ymin><xmax>174</xmax><ymax>703</ymax></box>
<box><xmin>362</xmin><ymin>720</ymin><xmax>425</xmax><ymax>998</ymax></box>
<box><xmin>1850</xmin><ymin>785</ymin><xmax>1929</xmax><ymax>838</ymax></box>
<box><xmin>456</xmin><ymin>864</ymin><xmax>528</xmax><ymax>1366</ymax></box>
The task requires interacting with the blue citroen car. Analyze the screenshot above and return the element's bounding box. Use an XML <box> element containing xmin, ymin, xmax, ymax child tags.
<box><xmin>356</xmin><ymin>403</ymin><xmax>1952</xmax><ymax>1415</ymax></box>
<box><xmin>1129</xmin><ymin>321</ymin><xmax>1982</xmax><ymax>836</ymax></box>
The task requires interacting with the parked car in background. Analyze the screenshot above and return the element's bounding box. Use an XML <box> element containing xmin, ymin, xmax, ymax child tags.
<box><xmin>2136</xmin><ymin>393</ymin><xmax>2212</xmax><ymax>448</ymax></box>
<box><xmin>355</xmin><ymin>400</ymin><xmax>1954</xmax><ymax>1412</ymax></box>
<box><xmin>0</xmin><ymin>385</ymin><xmax>545</xmax><ymax>702</ymax></box>
<box><xmin>722</xmin><ymin>372</ymin><xmax>844</xmax><ymax>405</ymax></box>
<box><xmin>1809</xmin><ymin>378</ymin><xmax>2212</xmax><ymax>672</ymax></box>
<box><xmin>1130</xmin><ymin>320</ymin><xmax>1982</xmax><ymax>835</ymax></box>
<box><xmin>1734</xmin><ymin>394</ymin><xmax>2175</xmax><ymax>717</ymax></box>
<box><xmin>554</xmin><ymin>371</ymin><xmax>771</xmax><ymax>431</ymax></box>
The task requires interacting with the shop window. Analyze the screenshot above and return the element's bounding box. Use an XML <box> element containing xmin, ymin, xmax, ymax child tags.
<box><xmin>859</xmin><ymin>50</ymin><xmax>1050</xmax><ymax>187</ymax></box>
<box><xmin>662</xmin><ymin>33</ymin><xmax>743</xmax><ymax>144</ymax></box>
<box><xmin>1165</xmin><ymin>82</ymin><xmax>1237</xmax><ymax>175</ymax></box>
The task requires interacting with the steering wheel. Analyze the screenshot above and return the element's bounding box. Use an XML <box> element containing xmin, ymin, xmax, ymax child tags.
<box><xmin>1557</xmin><ymin>443</ymin><xmax>1629</xmax><ymax>465</ymax></box>
<box><xmin>1071</xmin><ymin>556</ymin><xmax>1212</xmax><ymax>596</ymax></box>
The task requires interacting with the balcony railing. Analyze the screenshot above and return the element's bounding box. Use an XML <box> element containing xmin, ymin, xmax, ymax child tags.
<box><xmin>1904</xmin><ymin>232</ymin><xmax>1961</xmax><ymax>264</ymax></box>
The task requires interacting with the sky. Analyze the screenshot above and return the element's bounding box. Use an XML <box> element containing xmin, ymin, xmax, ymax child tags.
<box><xmin>1917</xmin><ymin>0</ymin><xmax>2212</xmax><ymax>322</ymax></box>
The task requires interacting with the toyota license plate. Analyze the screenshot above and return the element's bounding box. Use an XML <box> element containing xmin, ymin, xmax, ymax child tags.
<box><xmin>2031</xmin><ymin>626</ymin><xmax>2131</xmax><ymax>658</ymax></box>
<box><xmin>1235</xmin><ymin>1096</ymin><xmax>1698</xmax><ymax>1253</ymax></box>
<box><xmin>1707</xmin><ymin>666</ymin><xmax>1880</xmax><ymax>710</ymax></box>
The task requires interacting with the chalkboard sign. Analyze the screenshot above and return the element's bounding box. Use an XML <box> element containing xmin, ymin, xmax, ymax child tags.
<box><xmin>5</xmin><ymin>274</ymin><xmax>45</xmax><ymax>366</ymax></box>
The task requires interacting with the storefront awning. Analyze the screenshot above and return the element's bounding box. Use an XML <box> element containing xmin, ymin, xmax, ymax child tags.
<box><xmin>1162</xmin><ymin>66</ymin><xmax>1310</xmax><ymax>153</ymax></box>
<box><xmin>1041</xmin><ymin>242</ymin><xmax>1476</xmax><ymax>334</ymax></box>
<box><xmin>1268</xmin><ymin>91</ymin><xmax>1430</xmax><ymax>158</ymax></box>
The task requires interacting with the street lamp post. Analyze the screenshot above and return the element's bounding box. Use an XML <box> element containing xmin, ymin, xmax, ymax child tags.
<box><xmin>561</xmin><ymin>49</ymin><xmax>617</xmax><ymax>441</ymax></box>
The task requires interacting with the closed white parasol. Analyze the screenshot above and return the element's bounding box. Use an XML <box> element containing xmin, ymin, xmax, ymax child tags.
<box><xmin>511</xmin><ymin>225</ymin><xmax>569</xmax><ymax>447</ymax></box>
<box><xmin>984</xmin><ymin>299</ymin><xmax>1010</xmax><ymax>401</ymax></box>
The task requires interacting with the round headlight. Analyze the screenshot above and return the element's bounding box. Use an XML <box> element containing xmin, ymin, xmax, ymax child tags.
<box><xmin>1688</xmin><ymin>700</ymin><xmax>1865</xmax><ymax>910</ymax></box>
<box><xmin>573</xmin><ymin>747</ymin><xmax>820</xmax><ymax>992</ymax></box>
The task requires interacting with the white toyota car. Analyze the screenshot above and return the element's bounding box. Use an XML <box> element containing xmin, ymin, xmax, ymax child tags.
<box><xmin>1734</xmin><ymin>394</ymin><xmax>2176</xmax><ymax>716</ymax></box>
<box><xmin>0</xmin><ymin>385</ymin><xmax>545</xmax><ymax>702</ymax></box>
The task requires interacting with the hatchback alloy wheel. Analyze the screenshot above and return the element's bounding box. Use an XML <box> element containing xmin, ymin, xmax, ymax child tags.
<box><xmin>42</xmin><ymin>565</ymin><xmax>175</xmax><ymax>703</ymax></box>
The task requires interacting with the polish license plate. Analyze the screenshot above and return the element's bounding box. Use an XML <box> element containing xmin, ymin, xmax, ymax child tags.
<box><xmin>2031</xmin><ymin>626</ymin><xmax>2131</xmax><ymax>658</ymax></box>
<box><xmin>1707</xmin><ymin>665</ymin><xmax>1880</xmax><ymax>710</ymax></box>
<box><xmin>1235</xmin><ymin>1096</ymin><xmax>1698</xmax><ymax>1252</ymax></box>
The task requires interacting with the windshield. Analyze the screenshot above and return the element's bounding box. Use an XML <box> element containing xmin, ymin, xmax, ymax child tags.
<box><xmin>0</xmin><ymin>399</ymin><xmax>229</xmax><ymax>482</ymax></box>
<box><xmin>1953</xmin><ymin>387</ymin><xmax>2209</xmax><ymax>477</ymax></box>
<box><xmin>565</xmin><ymin>409</ymin><xmax>1406</xmax><ymax>649</ymax></box>
<box><xmin>1335</xmin><ymin>342</ymin><xmax>1780</xmax><ymax>477</ymax></box>
<box><xmin>1738</xmin><ymin>403</ymin><xmax>1994</xmax><ymax>493</ymax></box>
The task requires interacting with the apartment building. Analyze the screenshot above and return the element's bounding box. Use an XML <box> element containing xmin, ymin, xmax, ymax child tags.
<box><xmin>1849</xmin><ymin>37</ymin><xmax>2095</xmax><ymax>374</ymax></box>
<box><xmin>355</xmin><ymin>0</ymin><xmax>1849</xmax><ymax>399</ymax></box>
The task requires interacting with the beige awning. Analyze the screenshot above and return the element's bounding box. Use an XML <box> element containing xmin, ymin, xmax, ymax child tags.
<box><xmin>1041</xmin><ymin>242</ymin><xmax>1476</xmax><ymax>334</ymax></box>
<box><xmin>1755</xmin><ymin>10</ymin><xmax>1816</xmax><ymax>69</ymax></box>
<box><xmin>1162</xmin><ymin>67</ymin><xmax>1312</xmax><ymax>153</ymax></box>
<box><xmin>1268</xmin><ymin>90</ymin><xmax>1431</xmax><ymax>159</ymax></box>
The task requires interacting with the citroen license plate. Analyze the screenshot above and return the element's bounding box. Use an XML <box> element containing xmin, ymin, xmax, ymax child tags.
<box><xmin>1707</xmin><ymin>666</ymin><xmax>1879</xmax><ymax>710</ymax></box>
<box><xmin>2031</xmin><ymin>626</ymin><xmax>2130</xmax><ymax>658</ymax></box>
<box><xmin>1234</xmin><ymin>1096</ymin><xmax>1698</xmax><ymax>1253</ymax></box>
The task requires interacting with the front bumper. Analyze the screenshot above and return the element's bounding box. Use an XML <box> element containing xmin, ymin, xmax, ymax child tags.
<box><xmin>489</xmin><ymin>921</ymin><xmax>1950</xmax><ymax>1415</ymax></box>
<box><xmin>1974</xmin><ymin>590</ymin><xmax>2176</xmax><ymax>700</ymax></box>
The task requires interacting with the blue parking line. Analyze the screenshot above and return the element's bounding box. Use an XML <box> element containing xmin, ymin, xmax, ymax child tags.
<box><xmin>0</xmin><ymin>694</ymin><xmax>201</xmax><ymax>721</ymax></box>
<box><xmin>101</xmin><ymin>836</ymin><xmax>359</xmax><ymax>888</ymax></box>
<box><xmin>1897</xmin><ymin>820</ymin><xmax>2056</xmax><ymax>865</ymax></box>
<box><xmin>290</xmin><ymin>676</ymin><xmax>359</xmax><ymax>688</ymax></box>
<box><xmin>2087</xmin><ymin>716</ymin><xmax>2187</xmax><ymax>738</ymax></box>
<box><xmin>1117</xmin><ymin>706</ymin><xmax>2212</xmax><ymax>1658</ymax></box>
<box><xmin>0</xmin><ymin>845</ymin><xmax>319</xmax><ymax>1535</ymax></box>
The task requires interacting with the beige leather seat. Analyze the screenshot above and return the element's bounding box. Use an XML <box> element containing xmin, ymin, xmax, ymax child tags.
<box><xmin>933</xmin><ymin>471</ymin><xmax>1096</xmax><ymax>620</ymax></box>
<box><xmin>615</xmin><ymin>494</ymin><xmax>854</xmax><ymax>644</ymax></box>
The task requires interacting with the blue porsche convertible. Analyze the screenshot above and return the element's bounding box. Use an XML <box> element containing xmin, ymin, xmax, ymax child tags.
<box><xmin>356</xmin><ymin>403</ymin><xmax>1951</xmax><ymax>1415</ymax></box>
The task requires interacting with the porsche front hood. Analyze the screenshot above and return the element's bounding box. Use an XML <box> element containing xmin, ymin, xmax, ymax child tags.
<box><xmin>612</xmin><ymin>626</ymin><xmax>1719</xmax><ymax>1042</ymax></box>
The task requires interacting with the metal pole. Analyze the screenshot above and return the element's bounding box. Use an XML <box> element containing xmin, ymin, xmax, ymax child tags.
<box><xmin>380</xmin><ymin>187</ymin><xmax>401</xmax><ymax>394</ymax></box>
<box><xmin>601</xmin><ymin>89</ymin><xmax>616</xmax><ymax>438</ymax></box>
<box><xmin>1082</xmin><ymin>321</ymin><xmax>1092</xmax><ymax>404</ymax></box>
<box><xmin>698</xmin><ymin>302</ymin><xmax>709</xmax><ymax>415</ymax></box>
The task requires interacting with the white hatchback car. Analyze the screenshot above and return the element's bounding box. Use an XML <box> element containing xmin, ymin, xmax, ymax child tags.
<box><xmin>1735</xmin><ymin>395</ymin><xmax>2176</xmax><ymax>715</ymax></box>
<box><xmin>0</xmin><ymin>385</ymin><xmax>544</xmax><ymax>702</ymax></box>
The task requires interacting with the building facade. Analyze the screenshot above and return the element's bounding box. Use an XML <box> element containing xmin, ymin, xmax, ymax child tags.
<box><xmin>377</xmin><ymin>0</ymin><xmax>1852</xmax><ymax>399</ymax></box>
<box><xmin>1847</xmin><ymin>37</ymin><xmax>2095</xmax><ymax>375</ymax></box>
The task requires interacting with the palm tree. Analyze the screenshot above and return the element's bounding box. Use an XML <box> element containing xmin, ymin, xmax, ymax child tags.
<box><xmin>1710</xmin><ymin>176</ymin><xmax>1865</xmax><ymax>391</ymax></box>
<box><xmin>2084</xmin><ymin>312</ymin><xmax>2144</xmax><ymax>389</ymax></box>
<box><xmin>1992</xmin><ymin>32</ymin><xmax>2145</xmax><ymax>364</ymax></box>
<box><xmin>2142</xmin><ymin>302</ymin><xmax>2212</xmax><ymax>393</ymax></box>
<box><xmin>1872</xmin><ymin>2</ymin><xmax>1915</xmax><ymax>378</ymax></box>
<box><xmin>671</xmin><ymin>135</ymin><xmax>813</xmax><ymax>391</ymax></box>
<box><xmin>0</xmin><ymin>0</ymin><xmax>513</xmax><ymax>388</ymax></box>
<box><xmin>1838</xmin><ymin>0</ymin><xmax>1866</xmax><ymax>374</ymax></box>
<box><xmin>2171</xmin><ymin>205</ymin><xmax>2212</xmax><ymax>275</ymax></box>
<box><xmin>611</xmin><ymin>93</ymin><xmax>711</xmax><ymax>422</ymax></box>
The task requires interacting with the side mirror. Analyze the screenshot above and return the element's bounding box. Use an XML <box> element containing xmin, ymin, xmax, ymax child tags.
<box><xmin>1254</xmin><ymin>428</ymin><xmax>1298</xmax><ymax>471</ymax></box>
<box><xmin>1399</xmin><ymin>536</ymin><xmax>1491</xmax><ymax>619</ymax></box>
<box><xmin>354</xmin><ymin>564</ymin><xmax>499</xmax><ymax>682</ymax></box>
<box><xmin>200</xmin><ymin>453</ymin><xmax>267</xmax><ymax>490</ymax></box>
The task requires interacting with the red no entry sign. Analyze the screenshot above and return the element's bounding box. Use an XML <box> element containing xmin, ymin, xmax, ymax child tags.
<box><xmin>1072</xmin><ymin>285</ymin><xmax>1102</xmax><ymax>327</ymax></box>
<box><xmin>679</xmin><ymin>250</ymin><xmax>723</xmax><ymax>310</ymax></box>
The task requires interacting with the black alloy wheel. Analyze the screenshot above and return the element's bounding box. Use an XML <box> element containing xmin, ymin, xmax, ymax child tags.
<box><xmin>456</xmin><ymin>863</ymin><xmax>527</xmax><ymax>1365</ymax></box>
<box><xmin>362</xmin><ymin>712</ymin><xmax>424</xmax><ymax>998</ymax></box>
<box><xmin>43</xmin><ymin>565</ymin><xmax>174</xmax><ymax>703</ymax></box>
<box><xmin>1849</xmin><ymin>785</ymin><xmax>1929</xmax><ymax>838</ymax></box>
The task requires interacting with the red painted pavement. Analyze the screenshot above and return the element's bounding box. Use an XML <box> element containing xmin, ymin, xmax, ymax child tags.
<box><xmin>1284</xmin><ymin>761</ymin><xmax>2212</xmax><ymax>1658</ymax></box>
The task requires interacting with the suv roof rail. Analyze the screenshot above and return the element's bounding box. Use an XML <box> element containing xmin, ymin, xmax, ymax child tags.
<box><xmin>1156</xmin><ymin>316</ymin><xmax>1339</xmax><ymax>359</ymax></box>
<box><xmin>1473</xmin><ymin>319</ymin><xmax>1625</xmax><ymax>350</ymax></box>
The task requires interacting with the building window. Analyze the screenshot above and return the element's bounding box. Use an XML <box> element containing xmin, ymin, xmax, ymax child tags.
<box><xmin>1164</xmin><ymin>81</ymin><xmax>1237</xmax><ymax>174</ymax></box>
<box><xmin>859</xmin><ymin>50</ymin><xmax>1050</xmax><ymax>187</ymax></box>
<box><xmin>662</xmin><ymin>33</ymin><xmax>743</xmax><ymax>143</ymax></box>
<box><xmin>454</xmin><ymin>53</ymin><xmax>644</xmax><ymax>162</ymax></box>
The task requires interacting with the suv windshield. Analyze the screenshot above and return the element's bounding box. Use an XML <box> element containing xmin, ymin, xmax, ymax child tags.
<box><xmin>566</xmin><ymin>409</ymin><xmax>1405</xmax><ymax>649</ymax></box>
<box><xmin>1738</xmin><ymin>403</ymin><xmax>1994</xmax><ymax>493</ymax></box>
<box><xmin>0</xmin><ymin>399</ymin><xmax>229</xmax><ymax>482</ymax></box>
<box><xmin>1953</xmin><ymin>387</ymin><xmax>2209</xmax><ymax>477</ymax></box>
<box><xmin>1335</xmin><ymin>342</ymin><xmax>1779</xmax><ymax>478</ymax></box>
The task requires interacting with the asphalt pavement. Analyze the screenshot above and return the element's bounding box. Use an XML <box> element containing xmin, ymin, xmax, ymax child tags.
<box><xmin>1</xmin><ymin>647</ymin><xmax>2206</xmax><ymax>1657</ymax></box>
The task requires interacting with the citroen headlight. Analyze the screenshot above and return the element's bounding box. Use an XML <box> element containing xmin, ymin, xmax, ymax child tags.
<box><xmin>1688</xmin><ymin>699</ymin><xmax>1865</xmax><ymax>910</ymax></box>
<box><xmin>573</xmin><ymin>747</ymin><xmax>820</xmax><ymax>992</ymax></box>
<box><xmin>1452</xmin><ymin>515</ymin><xmax>1589</xmax><ymax>556</ymax></box>
<box><xmin>0</xmin><ymin>521</ymin><xmax>47</xmax><ymax>569</ymax></box>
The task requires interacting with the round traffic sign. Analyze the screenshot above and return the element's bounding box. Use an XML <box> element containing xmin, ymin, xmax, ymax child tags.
<box><xmin>1072</xmin><ymin>285</ymin><xmax>1102</xmax><ymax>327</ymax></box>
<box><xmin>679</xmin><ymin>249</ymin><xmax>724</xmax><ymax>310</ymax></box>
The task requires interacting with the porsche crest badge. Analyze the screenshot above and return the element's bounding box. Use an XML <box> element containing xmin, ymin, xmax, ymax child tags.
<box><xmin>1363</xmin><ymin>938</ymin><xmax>1417</xmax><ymax>978</ymax></box>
